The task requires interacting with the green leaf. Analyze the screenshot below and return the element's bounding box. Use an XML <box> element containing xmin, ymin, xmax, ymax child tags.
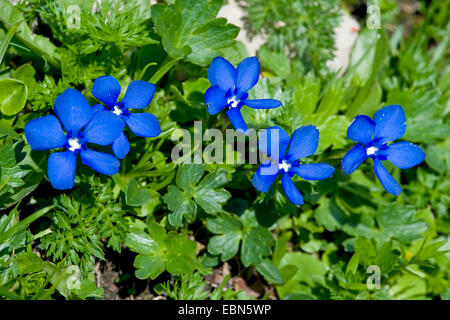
<box><xmin>206</xmin><ymin>211</ymin><xmax>273</xmax><ymax>267</ymax></box>
<box><xmin>347</xmin><ymin>29</ymin><xmax>388</xmax><ymax>83</ymax></box>
<box><xmin>258</xmin><ymin>46</ymin><xmax>291</xmax><ymax>78</ymax></box>
<box><xmin>165</xmin><ymin>233</ymin><xmax>197</xmax><ymax>275</ymax></box>
<box><xmin>43</xmin><ymin>263</ymin><xmax>82</xmax><ymax>298</ymax></box>
<box><xmin>164</xmin><ymin>165</ymin><xmax>231</xmax><ymax>226</ymax></box>
<box><xmin>148</xmin><ymin>221</ymin><xmax>166</xmax><ymax>246</ymax></box>
<box><xmin>149</xmin><ymin>57</ymin><xmax>183</xmax><ymax>83</ymax></box>
<box><xmin>194</xmin><ymin>169</ymin><xmax>231</xmax><ymax>214</ymax></box>
<box><xmin>275</xmin><ymin>252</ymin><xmax>327</xmax><ymax>299</ymax></box>
<box><xmin>241</xmin><ymin>226</ymin><xmax>273</xmax><ymax>266</ymax></box>
<box><xmin>126</xmin><ymin>224</ymin><xmax>198</xmax><ymax>280</ymax></box>
<box><xmin>16</xmin><ymin>252</ymin><xmax>43</xmax><ymax>275</ymax></box>
<box><xmin>377</xmin><ymin>204</ymin><xmax>429</xmax><ymax>243</ymax></box>
<box><xmin>0</xmin><ymin>79</ymin><xmax>27</xmax><ymax>116</ymax></box>
<box><xmin>124</xmin><ymin>229</ymin><xmax>161</xmax><ymax>255</ymax></box>
<box><xmin>14</xmin><ymin>64</ymin><xmax>36</xmax><ymax>94</ymax></box>
<box><xmin>206</xmin><ymin>213</ymin><xmax>241</xmax><ymax>261</ymax></box>
<box><xmin>195</xmin><ymin>188</ymin><xmax>231</xmax><ymax>214</ymax></box>
<box><xmin>314</xmin><ymin>197</ymin><xmax>345</xmax><ymax>232</ymax></box>
<box><xmin>126</xmin><ymin>179</ymin><xmax>151</xmax><ymax>207</ymax></box>
<box><xmin>0</xmin><ymin>22</ymin><xmax>19</xmax><ymax>65</ymax></box>
<box><xmin>176</xmin><ymin>164</ymin><xmax>205</xmax><ymax>191</ymax></box>
<box><xmin>255</xmin><ymin>259</ymin><xmax>283</xmax><ymax>284</ymax></box>
<box><xmin>152</xmin><ymin>0</ymin><xmax>239</xmax><ymax>66</ymax></box>
<box><xmin>134</xmin><ymin>254</ymin><xmax>165</xmax><ymax>280</ymax></box>
<box><xmin>0</xmin><ymin>0</ymin><xmax>60</xmax><ymax>68</ymax></box>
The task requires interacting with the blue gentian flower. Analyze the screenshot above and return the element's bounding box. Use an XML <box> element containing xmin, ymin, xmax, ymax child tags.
<box><xmin>205</xmin><ymin>57</ymin><xmax>283</xmax><ymax>133</ymax></box>
<box><xmin>25</xmin><ymin>88</ymin><xmax>125</xmax><ymax>190</ymax></box>
<box><xmin>342</xmin><ymin>105</ymin><xmax>425</xmax><ymax>195</ymax></box>
<box><xmin>91</xmin><ymin>76</ymin><xmax>161</xmax><ymax>159</ymax></box>
<box><xmin>252</xmin><ymin>126</ymin><xmax>335</xmax><ymax>205</ymax></box>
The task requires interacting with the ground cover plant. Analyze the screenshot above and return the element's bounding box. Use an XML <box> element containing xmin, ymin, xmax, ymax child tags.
<box><xmin>0</xmin><ymin>0</ymin><xmax>448</xmax><ymax>300</ymax></box>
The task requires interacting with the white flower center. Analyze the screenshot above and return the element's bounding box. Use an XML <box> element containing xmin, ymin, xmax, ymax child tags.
<box><xmin>112</xmin><ymin>106</ymin><xmax>122</xmax><ymax>116</ymax></box>
<box><xmin>278</xmin><ymin>160</ymin><xmax>291</xmax><ymax>173</ymax></box>
<box><xmin>227</xmin><ymin>96</ymin><xmax>239</xmax><ymax>109</ymax></box>
<box><xmin>366</xmin><ymin>146</ymin><xmax>378</xmax><ymax>156</ymax></box>
<box><xmin>68</xmin><ymin>138</ymin><xmax>81</xmax><ymax>152</ymax></box>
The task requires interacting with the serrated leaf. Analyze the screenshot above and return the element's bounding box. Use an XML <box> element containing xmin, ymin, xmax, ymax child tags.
<box><xmin>208</xmin><ymin>232</ymin><xmax>241</xmax><ymax>261</ymax></box>
<box><xmin>255</xmin><ymin>259</ymin><xmax>283</xmax><ymax>284</ymax></box>
<box><xmin>164</xmin><ymin>185</ymin><xmax>197</xmax><ymax>227</ymax></box>
<box><xmin>275</xmin><ymin>252</ymin><xmax>327</xmax><ymax>299</ymax></box>
<box><xmin>124</xmin><ymin>229</ymin><xmax>162</xmax><ymax>255</ymax></box>
<box><xmin>0</xmin><ymin>79</ymin><xmax>27</xmax><ymax>116</ymax></box>
<box><xmin>126</xmin><ymin>179</ymin><xmax>151</xmax><ymax>207</ymax></box>
<box><xmin>0</xmin><ymin>0</ymin><xmax>60</xmax><ymax>68</ymax></box>
<box><xmin>134</xmin><ymin>254</ymin><xmax>165</xmax><ymax>280</ymax></box>
<box><xmin>152</xmin><ymin>0</ymin><xmax>239</xmax><ymax>66</ymax></box>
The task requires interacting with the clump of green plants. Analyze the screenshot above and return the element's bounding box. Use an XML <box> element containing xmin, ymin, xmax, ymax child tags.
<box><xmin>0</xmin><ymin>0</ymin><xmax>448</xmax><ymax>301</ymax></box>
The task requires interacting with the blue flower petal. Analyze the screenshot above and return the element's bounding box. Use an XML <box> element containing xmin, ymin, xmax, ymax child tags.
<box><xmin>121</xmin><ymin>81</ymin><xmax>156</xmax><ymax>109</ymax></box>
<box><xmin>281</xmin><ymin>173</ymin><xmax>304</xmax><ymax>205</ymax></box>
<box><xmin>245</xmin><ymin>99</ymin><xmax>282</xmax><ymax>109</ymax></box>
<box><xmin>373</xmin><ymin>158</ymin><xmax>402</xmax><ymax>196</ymax></box>
<box><xmin>124</xmin><ymin>112</ymin><xmax>161</xmax><ymax>137</ymax></box>
<box><xmin>205</xmin><ymin>85</ymin><xmax>228</xmax><ymax>115</ymax></box>
<box><xmin>252</xmin><ymin>160</ymin><xmax>280</xmax><ymax>192</ymax></box>
<box><xmin>225</xmin><ymin>108</ymin><xmax>249</xmax><ymax>134</ymax></box>
<box><xmin>286</xmin><ymin>125</ymin><xmax>319</xmax><ymax>161</ymax></box>
<box><xmin>92</xmin><ymin>76</ymin><xmax>121</xmax><ymax>108</ymax></box>
<box><xmin>25</xmin><ymin>115</ymin><xmax>66</xmax><ymax>151</ymax></box>
<box><xmin>47</xmin><ymin>151</ymin><xmax>77</xmax><ymax>190</ymax></box>
<box><xmin>92</xmin><ymin>104</ymin><xmax>107</xmax><ymax>114</ymax></box>
<box><xmin>292</xmin><ymin>163</ymin><xmax>335</xmax><ymax>180</ymax></box>
<box><xmin>236</xmin><ymin>57</ymin><xmax>260</xmax><ymax>93</ymax></box>
<box><xmin>373</xmin><ymin>105</ymin><xmax>406</xmax><ymax>143</ymax></box>
<box><xmin>112</xmin><ymin>132</ymin><xmax>130</xmax><ymax>159</ymax></box>
<box><xmin>207</xmin><ymin>57</ymin><xmax>236</xmax><ymax>92</ymax></box>
<box><xmin>347</xmin><ymin>115</ymin><xmax>375</xmax><ymax>146</ymax></box>
<box><xmin>342</xmin><ymin>144</ymin><xmax>367</xmax><ymax>174</ymax></box>
<box><xmin>83</xmin><ymin>111</ymin><xmax>125</xmax><ymax>145</ymax></box>
<box><xmin>80</xmin><ymin>148</ymin><xmax>120</xmax><ymax>175</ymax></box>
<box><xmin>387</xmin><ymin>141</ymin><xmax>425</xmax><ymax>169</ymax></box>
<box><xmin>258</xmin><ymin>126</ymin><xmax>290</xmax><ymax>161</ymax></box>
<box><xmin>54</xmin><ymin>88</ymin><xmax>93</xmax><ymax>133</ymax></box>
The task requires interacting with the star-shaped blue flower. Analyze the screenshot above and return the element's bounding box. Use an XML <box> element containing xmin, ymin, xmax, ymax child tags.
<box><xmin>25</xmin><ymin>88</ymin><xmax>125</xmax><ymax>190</ymax></box>
<box><xmin>91</xmin><ymin>76</ymin><xmax>161</xmax><ymax>159</ymax></box>
<box><xmin>342</xmin><ymin>105</ymin><xmax>425</xmax><ymax>195</ymax></box>
<box><xmin>252</xmin><ymin>126</ymin><xmax>335</xmax><ymax>205</ymax></box>
<box><xmin>205</xmin><ymin>56</ymin><xmax>283</xmax><ymax>133</ymax></box>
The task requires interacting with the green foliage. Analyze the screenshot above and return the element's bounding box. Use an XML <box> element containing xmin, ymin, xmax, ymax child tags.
<box><xmin>0</xmin><ymin>137</ymin><xmax>44</xmax><ymax>210</ymax></box>
<box><xmin>152</xmin><ymin>0</ymin><xmax>239</xmax><ymax>66</ymax></box>
<box><xmin>0</xmin><ymin>79</ymin><xmax>27</xmax><ymax>115</ymax></box>
<box><xmin>155</xmin><ymin>272</ymin><xmax>251</xmax><ymax>300</ymax></box>
<box><xmin>163</xmin><ymin>164</ymin><xmax>231</xmax><ymax>227</ymax></box>
<box><xmin>0</xmin><ymin>0</ymin><xmax>448</xmax><ymax>301</ymax></box>
<box><xmin>125</xmin><ymin>221</ymin><xmax>197</xmax><ymax>280</ymax></box>
<box><xmin>239</xmin><ymin>0</ymin><xmax>341</xmax><ymax>73</ymax></box>
<box><xmin>206</xmin><ymin>210</ymin><xmax>276</xmax><ymax>272</ymax></box>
